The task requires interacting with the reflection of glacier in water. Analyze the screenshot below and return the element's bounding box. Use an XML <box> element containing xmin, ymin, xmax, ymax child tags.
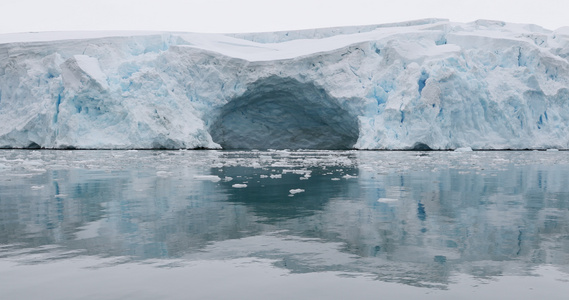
<box><xmin>1</xmin><ymin>150</ymin><xmax>569</xmax><ymax>296</ymax></box>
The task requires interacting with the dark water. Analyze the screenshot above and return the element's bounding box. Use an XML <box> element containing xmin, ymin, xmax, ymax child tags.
<box><xmin>1</xmin><ymin>150</ymin><xmax>568</xmax><ymax>299</ymax></box>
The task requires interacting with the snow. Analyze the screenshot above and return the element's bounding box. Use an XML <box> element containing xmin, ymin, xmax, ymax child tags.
<box><xmin>1</xmin><ymin>19</ymin><xmax>569</xmax><ymax>150</ymax></box>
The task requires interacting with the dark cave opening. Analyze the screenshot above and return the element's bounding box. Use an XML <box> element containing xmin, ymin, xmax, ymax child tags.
<box><xmin>209</xmin><ymin>77</ymin><xmax>359</xmax><ymax>150</ymax></box>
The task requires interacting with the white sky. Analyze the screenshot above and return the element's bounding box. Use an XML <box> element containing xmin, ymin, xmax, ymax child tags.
<box><xmin>1</xmin><ymin>0</ymin><xmax>568</xmax><ymax>35</ymax></box>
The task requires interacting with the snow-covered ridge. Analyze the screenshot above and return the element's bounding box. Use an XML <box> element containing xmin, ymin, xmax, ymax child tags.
<box><xmin>227</xmin><ymin>18</ymin><xmax>449</xmax><ymax>43</ymax></box>
<box><xmin>1</xmin><ymin>19</ymin><xmax>568</xmax><ymax>150</ymax></box>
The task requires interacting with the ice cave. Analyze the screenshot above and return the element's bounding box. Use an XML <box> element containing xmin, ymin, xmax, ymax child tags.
<box><xmin>209</xmin><ymin>77</ymin><xmax>359</xmax><ymax>150</ymax></box>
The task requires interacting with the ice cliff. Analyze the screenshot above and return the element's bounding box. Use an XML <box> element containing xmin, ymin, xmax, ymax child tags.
<box><xmin>1</xmin><ymin>19</ymin><xmax>569</xmax><ymax>150</ymax></box>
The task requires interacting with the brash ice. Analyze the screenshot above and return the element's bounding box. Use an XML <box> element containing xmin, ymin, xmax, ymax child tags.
<box><xmin>1</xmin><ymin>19</ymin><xmax>569</xmax><ymax>149</ymax></box>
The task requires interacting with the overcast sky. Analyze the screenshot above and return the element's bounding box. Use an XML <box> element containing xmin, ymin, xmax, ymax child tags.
<box><xmin>1</xmin><ymin>0</ymin><xmax>568</xmax><ymax>35</ymax></box>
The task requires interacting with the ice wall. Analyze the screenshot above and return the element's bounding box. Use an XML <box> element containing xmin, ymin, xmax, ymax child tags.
<box><xmin>1</xmin><ymin>19</ymin><xmax>568</xmax><ymax>149</ymax></box>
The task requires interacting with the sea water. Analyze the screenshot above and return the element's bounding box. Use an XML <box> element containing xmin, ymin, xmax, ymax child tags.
<box><xmin>1</xmin><ymin>150</ymin><xmax>568</xmax><ymax>299</ymax></box>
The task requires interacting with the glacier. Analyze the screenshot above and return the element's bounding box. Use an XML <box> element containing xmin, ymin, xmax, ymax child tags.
<box><xmin>1</xmin><ymin>18</ymin><xmax>569</xmax><ymax>150</ymax></box>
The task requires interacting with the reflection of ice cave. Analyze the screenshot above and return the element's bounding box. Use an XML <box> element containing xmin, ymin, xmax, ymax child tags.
<box><xmin>210</xmin><ymin>77</ymin><xmax>359</xmax><ymax>150</ymax></box>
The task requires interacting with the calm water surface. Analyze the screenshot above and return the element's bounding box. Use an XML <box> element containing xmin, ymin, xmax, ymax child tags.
<box><xmin>1</xmin><ymin>150</ymin><xmax>568</xmax><ymax>299</ymax></box>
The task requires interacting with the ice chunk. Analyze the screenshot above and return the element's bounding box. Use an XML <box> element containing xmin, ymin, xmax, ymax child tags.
<box><xmin>232</xmin><ymin>184</ymin><xmax>247</xmax><ymax>188</ymax></box>
<box><xmin>289</xmin><ymin>189</ymin><xmax>305</xmax><ymax>194</ymax></box>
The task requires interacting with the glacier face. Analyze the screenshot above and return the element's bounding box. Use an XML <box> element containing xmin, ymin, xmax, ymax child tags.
<box><xmin>1</xmin><ymin>19</ymin><xmax>569</xmax><ymax>150</ymax></box>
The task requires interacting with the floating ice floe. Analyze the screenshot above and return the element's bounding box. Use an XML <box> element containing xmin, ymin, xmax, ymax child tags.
<box><xmin>289</xmin><ymin>189</ymin><xmax>305</xmax><ymax>194</ymax></box>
